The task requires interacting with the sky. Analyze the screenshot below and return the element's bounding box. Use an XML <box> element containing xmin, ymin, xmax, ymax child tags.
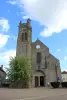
<box><xmin>0</xmin><ymin>0</ymin><xmax>67</xmax><ymax>71</ymax></box>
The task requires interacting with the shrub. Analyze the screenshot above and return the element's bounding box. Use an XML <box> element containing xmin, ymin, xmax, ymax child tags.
<box><xmin>61</xmin><ymin>82</ymin><xmax>67</xmax><ymax>88</ymax></box>
<box><xmin>50</xmin><ymin>82</ymin><xmax>60</xmax><ymax>88</ymax></box>
<box><xmin>2</xmin><ymin>83</ymin><xmax>10</xmax><ymax>88</ymax></box>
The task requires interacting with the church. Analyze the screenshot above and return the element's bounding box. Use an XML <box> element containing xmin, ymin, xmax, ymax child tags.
<box><xmin>16</xmin><ymin>19</ymin><xmax>61</xmax><ymax>87</ymax></box>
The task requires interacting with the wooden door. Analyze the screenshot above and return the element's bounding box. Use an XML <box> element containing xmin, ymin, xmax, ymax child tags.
<box><xmin>35</xmin><ymin>76</ymin><xmax>39</xmax><ymax>87</ymax></box>
<box><xmin>40</xmin><ymin>76</ymin><xmax>44</xmax><ymax>86</ymax></box>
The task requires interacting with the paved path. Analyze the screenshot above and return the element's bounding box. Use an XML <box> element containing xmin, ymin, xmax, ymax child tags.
<box><xmin>0</xmin><ymin>88</ymin><xmax>67</xmax><ymax>100</ymax></box>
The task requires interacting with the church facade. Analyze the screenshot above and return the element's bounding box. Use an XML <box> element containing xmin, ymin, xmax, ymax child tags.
<box><xmin>16</xmin><ymin>19</ymin><xmax>61</xmax><ymax>87</ymax></box>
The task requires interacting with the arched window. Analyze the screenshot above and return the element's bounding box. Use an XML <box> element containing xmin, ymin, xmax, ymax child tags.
<box><xmin>37</xmin><ymin>52</ymin><xmax>41</xmax><ymax>63</ymax></box>
<box><xmin>25</xmin><ymin>32</ymin><xmax>27</xmax><ymax>40</ymax></box>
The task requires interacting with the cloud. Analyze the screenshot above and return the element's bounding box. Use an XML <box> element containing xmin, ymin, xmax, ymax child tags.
<box><xmin>0</xmin><ymin>33</ymin><xmax>17</xmax><ymax>49</ymax></box>
<box><xmin>64</xmin><ymin>70</ymin><xmax>67</xmax><ymax>72</ymax></box>
<box><xmin>7</xmin><ymin>0</ymin><xmax>17</xmax><ymax>5</ymax></box>
<box><xmin>2</xmin><ymin>50</ymin><xmax>16</xmax><ymax>63</ymax></box>
<box><xmin>9</xmin><ymin>33</ymin><xmax>17</xmax><ymax>40</ymax></box>
<box><xmin>57</xmin><ymin>49</ymin><xmax>61</xmax><ymax>52</ymax></box>
<box><xmin>16</xmin><ymin>0</ymin><xmax>67</xmax><ymax>37</ymax></box>
<box><xmin>64</xmin><ymin>56</ymin><xmax>67</xmax><ymax>60</ymax></box>
<box><xmin>13</xmin><ymin>36</ymin><xmax>17</xmax><ymax>40</ymax></box>
<box><xmin>0</xmin><ymin>18</ymin><xmax>10</xmax><ymax>32</ymax></box>
<box><xmin>60</xmin><ymin>59</ymin><xmax>67</xmax><ymax>71</ymax></box>
<box><xmin>0</xmin><ymin>33</ymin><xmax>9</xmax><ymax>49</ymax></box>
<box><xmin>22</xmin><ymin>15</ymin><xmax>30</xmax><ymax>19</ymax></box>
<box><xmin>11</xmin><ymin>35</ymin><xmax>17</xmax><ymax>40</ymax></box>
<box><xmin>0</xmin><ymin>50</ymin><xmax>16</xmax><ymax>68</ymax></box>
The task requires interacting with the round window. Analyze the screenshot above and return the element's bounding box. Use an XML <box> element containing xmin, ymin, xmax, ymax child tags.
<box><xmin>36</xmin><ymin>45</ymin><xmax>40</xmax><ymax>49</ymax></box>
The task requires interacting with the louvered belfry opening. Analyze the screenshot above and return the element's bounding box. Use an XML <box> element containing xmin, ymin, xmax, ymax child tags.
<box><xmin>25</xmin><ymin>32</ymin><xmax>27</xmax><ymax>40</ymax></box>
<box><xmin>22</xmin><ymin>32</ymin><xmax>27</xmax><ymax>41</ymax></box>
<box><xmin>22</xmin><ymin>33</ymin><xmax>24</xmax><ymax>41</ymax></box>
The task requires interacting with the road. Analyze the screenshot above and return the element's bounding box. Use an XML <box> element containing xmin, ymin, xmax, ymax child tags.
<box><xmin>0</xmin><ymin>87</ymin><xmax>67</xmax><ymax>100</ymax></box>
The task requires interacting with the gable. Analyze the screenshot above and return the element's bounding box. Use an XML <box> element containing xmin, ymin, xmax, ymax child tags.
<box><xmin>32</xmin><ymin>39</ymin><xmax>49</xmax><ymax>51</ymax></box>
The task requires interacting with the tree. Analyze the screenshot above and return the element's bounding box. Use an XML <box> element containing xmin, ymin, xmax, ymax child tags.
<box><xmin>7</xmin><ymin>56</ymin><xmax>32</xmax><ymax>87</ymax></box>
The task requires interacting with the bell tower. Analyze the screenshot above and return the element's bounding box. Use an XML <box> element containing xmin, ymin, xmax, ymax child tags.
<box><xmin>16</xmin><ymin>19</ymin><xmax>32</xmax><ymax>59</ymax></box>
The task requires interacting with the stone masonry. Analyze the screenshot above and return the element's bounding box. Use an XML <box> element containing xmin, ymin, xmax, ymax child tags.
<box><xmin>16</xmin><ymin>19</ymin><xmax>61</xmax><ymax>87</ymax></box>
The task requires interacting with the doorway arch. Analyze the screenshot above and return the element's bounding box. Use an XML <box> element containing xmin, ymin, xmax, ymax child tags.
<box><xmin>33</xmin><ymin>70</ymin><xmax>45</xmax><ymax>87</ymax></box>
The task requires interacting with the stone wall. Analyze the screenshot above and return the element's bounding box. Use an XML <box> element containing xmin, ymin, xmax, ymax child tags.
<box><xmin>32</xmin><ymin>39</ymin><xmax>61</xmax><ymax>87</ymax></box>
<box><xmin>16</xmin><ymin>19</ymin><xmax>61</xmax><ymax>88</ymax></box>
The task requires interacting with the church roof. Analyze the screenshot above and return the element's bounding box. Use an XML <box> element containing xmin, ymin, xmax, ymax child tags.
<box><xmin>50</xmin><ymin>54</ymin><xmax>59</xmax><ymax>62</ymax></box>
<box><xmin>0</xmin><ymin>67</ymin><xmax>6</xmax><ymax>74</ymax></box>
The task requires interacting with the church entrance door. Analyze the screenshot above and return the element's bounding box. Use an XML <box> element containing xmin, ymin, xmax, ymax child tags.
<box><xmin>34</xmin><ymin>70</ymin><xmax>45</xmax><ymax>87</ymax></box>
<box><xmin>35</xmin><ymin>76</ymin><xmax>39</xmax><ymax>87</ymax></box>
<box><xmin>40</xmin><ymin>76</ymin><xmax>44</xmax><ymax>86</ymax></box>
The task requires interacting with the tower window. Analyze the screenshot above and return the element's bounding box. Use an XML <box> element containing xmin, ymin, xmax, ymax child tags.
<box><xmin>25</xmin><ymin>32</ymin><xmax>27</xmax><ymax>40</ymax></box>
<box><xmin>22</xmin><ymin>33</ymin><xmax>24</xmax><ymax>41</ymax></box>
<box><xmin>37</xmin><ymin>52</ymin><xmax>41</xmax><ymax>63</ymax></box>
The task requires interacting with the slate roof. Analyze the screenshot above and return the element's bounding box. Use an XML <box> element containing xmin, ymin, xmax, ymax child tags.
<box><xmin>62</xmin><ymin>71</ymin><xmax>67</xmax><ymax>74</ymax></box>
<box><xmin>0</xmin><ymin>67</ymin><xmax>6</xmax><ymax>74</ymax></box>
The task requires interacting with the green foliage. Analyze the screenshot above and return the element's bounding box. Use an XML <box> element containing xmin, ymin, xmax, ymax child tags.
<box><xmin>28</xmin><ymin>30</ymin><xmax>31</xmax><ymax>33</ymax></box>
<box><xmin>7</xmin><ymin>56</ymin><xmax>32</xmax><ymax>83</ymax></box>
